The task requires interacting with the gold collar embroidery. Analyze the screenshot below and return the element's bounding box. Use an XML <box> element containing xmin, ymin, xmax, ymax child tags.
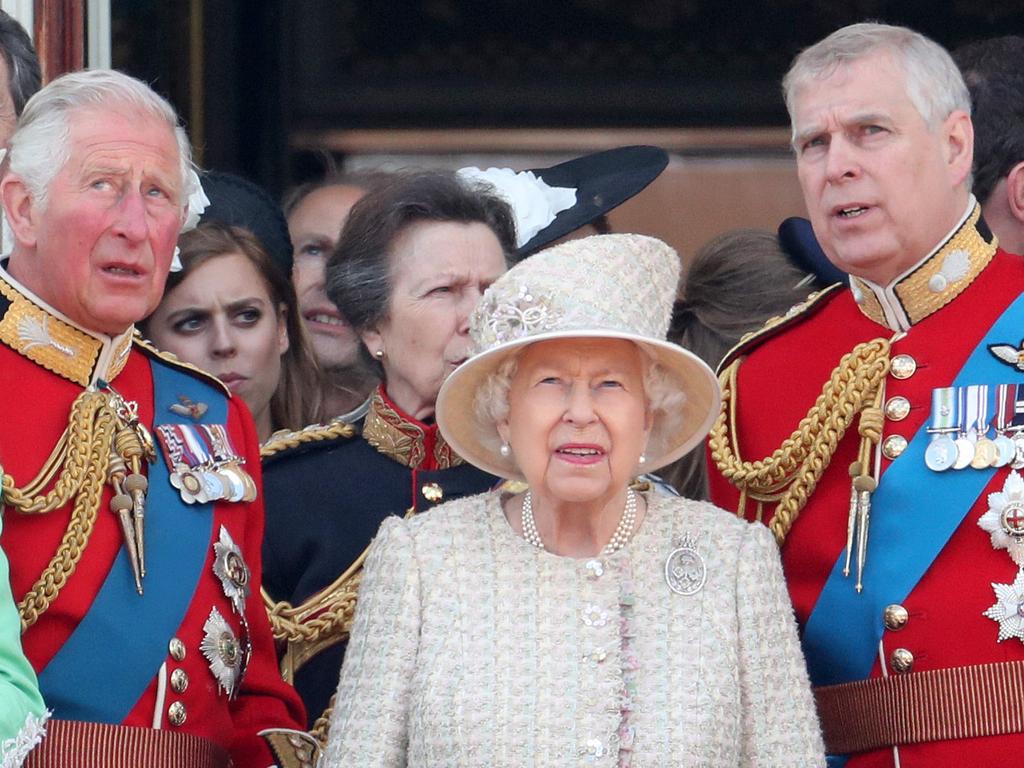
<box><xmin>362</xmin><ymin>387</ymin><xmax>464</xmax><ymax>470</ymax></box>
<box><xmin>0</xmin><ymin>269</ymin><xmax>134</xmax><ymax>387</ymax></box>
<box><xmin>850</xmin><ymin>202</ymin><xmax>997</xmax><ymax>331</ymax></box>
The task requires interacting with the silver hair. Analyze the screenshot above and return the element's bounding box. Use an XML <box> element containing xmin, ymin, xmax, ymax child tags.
<box><xmin>473</xmin><ymin>342</ymin><xmax>686</xmax><ymax>462</ymax></box>
<box><xmin>7</xmin><ymin>69</ymin><xmax>197</xmax><ymax>211</ymax></box>
<box><xmin>783</xmin><ymin>22</ymin><xmax>971</xmax><ymax>141</ymax></box>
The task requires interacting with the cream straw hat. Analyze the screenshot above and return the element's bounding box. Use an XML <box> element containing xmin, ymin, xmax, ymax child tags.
<box><xmin>436</xmin><ymin>233</ymin><xmax>721</xmax><ymax>480</ymax></box>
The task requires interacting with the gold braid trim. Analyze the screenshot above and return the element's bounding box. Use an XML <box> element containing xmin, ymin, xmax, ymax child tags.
<box><xmin>1</xmin><ymin>390</ymin><xmax>118</xmax><ymax>629</ymax></box>
<box><xmin>309</xmin><ymin>693</ymin><xmax>336</xmax><ymax>746</ymax></box>
<box><xmin>263</xmin><ymin>547</ymin><xmax>367</xmax><ymax>647</ymax></box>
<box><xmin>708</xmin><ymin>336</ymin><xmax>893</xmax><ymax>545</ymax></box>
<box><xmin>260</xmin><ymin>420</ymin><xmax>356</xmax><ymax>459</ymax></box>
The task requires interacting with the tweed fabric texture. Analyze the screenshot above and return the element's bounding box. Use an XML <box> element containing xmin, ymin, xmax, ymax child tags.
<box><xmin>322</xmin><ymin>491</ymin><xmax>825</xmax><ymax>767</ymax></box>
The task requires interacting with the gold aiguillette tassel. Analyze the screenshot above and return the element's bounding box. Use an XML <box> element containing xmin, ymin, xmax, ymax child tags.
<box><xmin>853</xmin><ymin>474</ymin><xmax>877</xmax><ymax>593</ymax></box>
<box><xmin>108</xmin><ymin>452</ymin><xmax>143</xmax><ymax>594</ymax></box>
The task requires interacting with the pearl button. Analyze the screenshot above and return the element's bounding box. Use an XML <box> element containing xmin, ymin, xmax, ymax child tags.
<box><xmin>882</xmin><ymin>435</ymin><xmax>908</xmax><ymax>459</ymax></box>
<box><xmin>883</xmin><ymin>604</ymin><xmax>909</xmax><ymax>631</ymax></box>
<box><xmin>884</xmin><ymin>396</ymin><xmax>911</xmax><ymax>421</ymax></box>
<box><xmin>890</xmin><ymin>354</ymin><xmax>917</xmax><ymax>380</ymax></box>
<box><xmin>928</xmin><ymin>273</ymin><xmax>948</xmax><ymax>293</ymax></box>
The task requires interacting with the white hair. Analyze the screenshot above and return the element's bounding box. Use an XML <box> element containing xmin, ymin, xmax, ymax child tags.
<box><xmin>472</xmin><ymin>341</ymin><xmax>686</xmax><ymax>463</ymax></box>
<box><xmin>783</xmin><ymin>23</ymin><xmax>970</xmax><ymax>141</ymax></box>
<box><xmin>7</xmin><ymin>69</ymin><xmax>198</xmax><ymax>211</ymax></box>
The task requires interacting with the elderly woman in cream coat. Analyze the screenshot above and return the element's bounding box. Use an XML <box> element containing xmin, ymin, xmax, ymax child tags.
<box><xmin>322</xmin><ymin>234</ymin><xmax>824</xmax><ymax>767</ymax></box>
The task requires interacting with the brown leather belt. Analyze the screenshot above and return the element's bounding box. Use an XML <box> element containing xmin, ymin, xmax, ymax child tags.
<box><xmin>24</xmin><ymin>720</ymin><xmax>231</xmax><ymax>768</ymax></box>
<box><xmin>814</xmin><ymin>660</ymin><xmax>1024</xmax><ymax>755</ymax></box>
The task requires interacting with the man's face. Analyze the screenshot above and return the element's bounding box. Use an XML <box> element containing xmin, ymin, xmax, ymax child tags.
<box><xmin>8</xmin><ymin>106</ymin><xmax>184</xmax><ymax>335</ymax></box>
<box><xmin>791</xmin><ymin>51</ymin><xmax>972</xmax><ymax>285</ymax></box>
<box><xmin>0</xmin><ymin>54</ymin><xmax>17</xmax><ymax>145</ymax></box>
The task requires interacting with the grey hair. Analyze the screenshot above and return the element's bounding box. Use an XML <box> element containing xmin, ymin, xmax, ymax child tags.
<box><xmin>472</xmin><ymin>342</ymin><xmax>686</xmax><ymax>462</ymax></box>
<box><xmin>783</xmin><ymin>22</ymin><xmax>970</xmax><ymax>141</ymax></box>
<box><xmin>7</xmin><ymin>69</ymin><xmax>196</xmax><ymax>211</ymax></box>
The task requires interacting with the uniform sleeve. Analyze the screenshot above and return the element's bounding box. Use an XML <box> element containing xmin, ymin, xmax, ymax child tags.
<box><xmin>225</xmin><ymin>399</ymin><xmax>307</xmax><ymax>766</ymax></box>
<box><xmin>0</xmin><ymin>519</ymin><xmax>47</xmax><ymax>767</ymax></box>
<box><xmin>321</xmin><ymin>515</ymin><xmax>420</xmax><ymax>768</ymax></box>
<box><xmin>735</xmin><ymin>522</ymin><xmax>825</xmax><ymax>767</ymax></box>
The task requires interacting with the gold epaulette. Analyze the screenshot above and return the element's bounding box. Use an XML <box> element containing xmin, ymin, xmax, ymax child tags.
<box><xmin>717</xmin><ymin>283</ymin><xmax>845</xmax><ymax>373</ymax></box>
<box><xmin>133</xmin><ymin>335</ymin><xmax>230</xmax><ymax>396</ymax></box>
<box><xmin>260</xmin><ymin>420</ymin><xmax>357</xmax><ymax>459</ymax></box>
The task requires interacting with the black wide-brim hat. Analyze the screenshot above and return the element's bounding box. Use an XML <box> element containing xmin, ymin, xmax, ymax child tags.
<box><xmin>198</xmin><ymin>170</ymin><xmax>294</xmax><ymax>277</ymax></box>
<box><xmin>516</xmin><ymin>145</ymin><xmax>669</xmax><ymax>257</ymax></box>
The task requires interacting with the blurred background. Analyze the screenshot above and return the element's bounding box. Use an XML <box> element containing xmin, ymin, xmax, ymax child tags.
<box><xmin>15</xmin><ymin>0</ymin><xmax>1024</xmax><ymax>262</ymax></box>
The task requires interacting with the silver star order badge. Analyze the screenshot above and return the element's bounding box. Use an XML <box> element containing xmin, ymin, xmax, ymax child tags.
<box><xmin>978</xmin><ymin>470</ymin><xmax>1024</xmax><ymax>567</ymax></box>
<box><xmin>212</xmin><ymin>525</ymin><xmax>250</xmax><ymax>613</ymax></box>
<box><xmin>201</xmin><ymin>606</ymin><xmax>243</xmax><ymax>697</ymax></box>
<box><xmin>983</xmin><ymin>569</ymin><xmax>1024</xmax><ymax>643</ymax></box>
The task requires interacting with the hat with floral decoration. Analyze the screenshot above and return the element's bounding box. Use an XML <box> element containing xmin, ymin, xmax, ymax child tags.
<box><xmin>436</xmin><ymin>233</ymin><xmax>721</xmax><ymax>480</ymax></box>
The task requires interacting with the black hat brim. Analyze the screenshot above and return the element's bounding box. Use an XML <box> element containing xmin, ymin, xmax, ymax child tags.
<box><xmin>516</xmin><ymin>145</ymin><xmax>669</xmax><ymax>257</ymax></box>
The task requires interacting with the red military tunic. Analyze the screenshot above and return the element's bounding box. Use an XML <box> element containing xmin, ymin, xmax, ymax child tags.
<box><xmin>0</xmin><ymin>268</ymin><xmax>304</xmax><ymax>766</ymax></box>
<box><xmin>708</xmin><ymin>204</ymin><xmax>1024</xmax><ymax>766</ymax></box>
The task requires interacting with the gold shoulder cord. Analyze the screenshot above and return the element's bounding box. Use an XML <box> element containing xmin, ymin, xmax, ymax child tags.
<box><xmin>260</xmin><ymin>420</ymin><xmax>356</xmax><ymax>459</ymax></box>
<box><xmin>1</xmin><ymin>389</ymin><xmax>116</xmax><ymax>629</ymax></box>
<box><xmin>708</xmin><ymin>336</ymin><xmax>894</xmax><ymax>550</ymax></box>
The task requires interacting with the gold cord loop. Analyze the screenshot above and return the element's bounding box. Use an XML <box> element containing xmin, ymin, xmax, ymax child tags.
<box><xmin>709</xmin><ymin>336</ymin><xmax>894</xmax><ymax>546</ymax></box>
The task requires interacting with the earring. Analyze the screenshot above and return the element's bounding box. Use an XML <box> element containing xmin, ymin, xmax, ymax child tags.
<box><xmin>638</xmin><ymin>453</ymin><xmax>647</xmax><ymax>465</ymax></box>
<box><xmin>374</xmin><ymin>349</ymin><xmax>385</xmax><ymax>359</ymax></box>
<box><xmin>499</xmin><ymin>442</ymin><xmax>511</xmax><ymax>458</ymax></box>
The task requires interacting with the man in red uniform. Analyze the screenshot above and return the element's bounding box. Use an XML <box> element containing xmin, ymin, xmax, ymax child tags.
<box><xmin>0</xmin><ymin>69</ymin><xmax>304</xmax><ymax>766</ymax></box>
<box><xmin>708</xmin><ymin>22</ymin><xmax>1024</xmax><ymax>767</ymax></box>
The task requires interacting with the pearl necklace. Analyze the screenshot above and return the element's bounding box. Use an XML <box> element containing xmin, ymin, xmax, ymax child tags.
<box><xmin>521</xmin><ymin>489</ymin><xmax>637</xmax><ymax>556</ymax></box>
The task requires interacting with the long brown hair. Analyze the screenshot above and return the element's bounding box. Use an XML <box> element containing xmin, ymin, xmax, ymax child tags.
<box><xmin>153</xmin><ymin>221</ymin><xmax>326</xmax><ymax>434</ymax></box>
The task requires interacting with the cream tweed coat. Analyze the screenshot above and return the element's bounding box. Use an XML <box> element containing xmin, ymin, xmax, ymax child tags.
<box><xmin>322</xmin><ymin>491</ymin><xmax>824</xmax><ymax>767</ymax></box>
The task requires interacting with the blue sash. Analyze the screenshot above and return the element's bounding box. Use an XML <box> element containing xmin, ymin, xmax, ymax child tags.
<box><xmin>803</xmin><ymin>293</ymin><xmax>1024</xmax><ymax>761</ymax></box>
<box><xmin>37</xmin><ymin>357</ymin><xmax>226</xmax><ymax>722</ymax></box>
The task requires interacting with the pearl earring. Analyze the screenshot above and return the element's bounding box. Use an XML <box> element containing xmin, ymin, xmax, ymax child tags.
<box><xmin>374</xmin><ymin>349</ymin><xmax>385</xmax><ymax>359</ymax></box>
<box><xmin>499</xmin><ymin>442</ymin><xmax>511</xmax><ymax>458</ymax></box>
<box><xmin>638</xmin><ymin>453</ymin><xmax>647</xmax><ymax>465</ymax></box>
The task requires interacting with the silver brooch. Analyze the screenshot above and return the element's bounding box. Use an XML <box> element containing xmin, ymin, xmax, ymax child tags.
<box><xmin>665</xmin><ymin>533</ymin><xmax>706</xmax><ymax>596</ymax></box>
<box><xmin>213</xmin><ymin>526</ymin><xmax>250</xmax><ymax>613</ymax></box>
<box><xmin>201</xmin><ymin>606</ymin><xmax>246</xmax><ymax>698</ymax></box>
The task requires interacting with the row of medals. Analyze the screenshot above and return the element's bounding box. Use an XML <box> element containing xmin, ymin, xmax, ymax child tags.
<box><xmin>925</xmin><ymin>429</ymin><xmax>1024</xmax><ymax>472</ymax></box>
<box><xmin>174</xmin><ymin>460</ymin><xmax>257</xmax><ymax>505</ymax></box>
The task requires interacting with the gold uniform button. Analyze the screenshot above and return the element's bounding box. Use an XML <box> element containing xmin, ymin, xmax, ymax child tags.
<box><xmin>168</xmin><ymin>637</ymin><xmax>186</xmax><ymax>661</ymax></box>
<box><xmin>882</xmin><ymin>435</ymin><xmax>908</xmax><ymax>460</ymax></box>
<box><xmin>883</xmin><ymin>604</ymin><xmax>909</xmax><ymax>631</ymax></box>
<box><xmin>884</xmin><ymin>396</ymin><xmax>911</xmax><ymax>421</ymax></box>
<box><xmin>890</xmin><ymin>354</ymin><xmax>917</xmax><ymax>379</ymax></box>
<box><xmin>170</xmin><ymin>668</ymin><xmax>189</xmax><ymax>693</ymax></box>
<box><xmin>421</xmin><ymin>482</ymin><xmax>443</xmax><ymax>503</ymax></box>
<box><xmin>167</xmin><ymin>701</ymin><xmax>187</xmax><ymax>726</ymax></box>
<box><xmin>890</xmin><ymin>648</ymin><xmax>914</xmax><ymax>673</ymax></box>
